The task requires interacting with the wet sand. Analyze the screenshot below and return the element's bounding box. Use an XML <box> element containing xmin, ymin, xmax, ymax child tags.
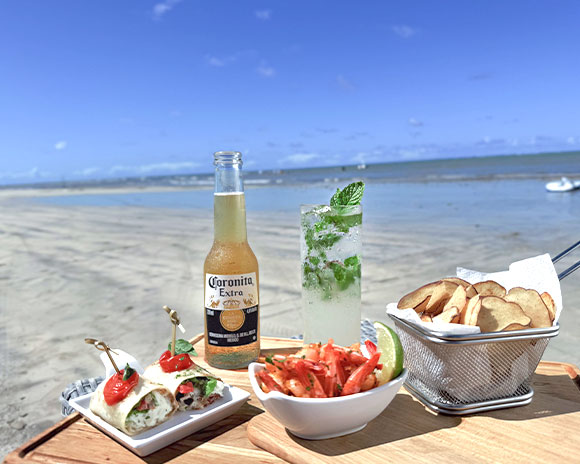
<box><xmin>1</xmin><ymin>191</ymin><xmax>579</xmax><ymax>457</ymax></box>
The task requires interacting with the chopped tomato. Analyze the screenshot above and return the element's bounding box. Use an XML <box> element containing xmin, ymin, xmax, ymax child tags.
<box><xmin>159</xmin><ymin>350</ymin><xmax>194</xmax><ymax>373</ymax></box>
<box><xmin>136</xmin><ymin>397</ymin><xmax>151</xmax><ymax>411</ymax></box>
<box><xmin>103</xmin><ymin>370</ymin><xmax>139</xmax><ymax>406</ymax></box>
<box><xmin>178</xmin><ymin>382</ymin><xmax>195</xmax><ymax>394</ymax></box>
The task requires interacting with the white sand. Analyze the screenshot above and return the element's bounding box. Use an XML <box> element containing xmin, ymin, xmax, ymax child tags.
<box><xmin>1</xmin><ymin>193</ymin><xmax>579</xmax><ymax>457</ymax></box>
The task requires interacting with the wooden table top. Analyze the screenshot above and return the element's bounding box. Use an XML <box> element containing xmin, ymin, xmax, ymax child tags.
<box><xmin>5</xmin><ymin>335</ymin><xmax>580</xmax><ymax>464</ymax></box>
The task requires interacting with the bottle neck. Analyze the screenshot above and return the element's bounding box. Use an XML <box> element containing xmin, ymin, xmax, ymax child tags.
<box><xmin>214</xmin><ymin>151</ymin><xmax>243</xmax><ymax>194</ymax></box>
<box><xmin>213</xmin><ymin>151</ymin><xmax>247</xmax><ymax>243</ymax></box>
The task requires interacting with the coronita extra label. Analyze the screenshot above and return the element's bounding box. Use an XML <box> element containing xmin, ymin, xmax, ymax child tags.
<box><xmin>204</xmin><ymin>272</ymin><xmax>259</xmax><ymax>347</ymax></box>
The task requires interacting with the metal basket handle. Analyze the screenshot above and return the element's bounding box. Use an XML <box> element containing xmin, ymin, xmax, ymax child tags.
<box><xmin>552</xmin><ymin>240</ymin><xmax>580</xmax><ymax>280</ymax></box>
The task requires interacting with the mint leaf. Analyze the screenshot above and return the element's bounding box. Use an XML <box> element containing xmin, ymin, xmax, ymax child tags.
<box><xmin>122</xmin><ymin>363</ymin><xmax>136</xmax><ymax>381</ymax></box>
<box><xmin>169</xmin><ymin>339</ymin><xmax>198</xmax><ymax>357</ymax></box>
<box><xmin>205</xmin><ymin>378</ymin><xmax>218</xmax><ymax>396</ymax></box>
<box><xmin>330</xmin><ymin>181</ymin><xmax>365</xmax><ymax>206</ymax></box>
<box><xmin>344</xmin><ymin>255</ymin><xmax>360</xmax><ymax>268</ymax></box>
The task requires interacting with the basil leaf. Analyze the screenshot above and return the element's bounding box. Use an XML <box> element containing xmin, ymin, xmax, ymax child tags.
<box><xmin>122</xmin><ymin>363</ymin><xmax>136</xmax><ymax>381</ymax></box>
<box><xmin>205</xmin><ymin>378</ymin><xmax>218</xmax><ymax>397</ymax></box>
<box><xmin>329</xmin><ymin>181</ymin><xmax>365</xmax><ymax>206</ymax></box>
<box><xmin>168</xmin><ymin>339</ymin><xmax>198</xmax><ymax>356</ymax></box>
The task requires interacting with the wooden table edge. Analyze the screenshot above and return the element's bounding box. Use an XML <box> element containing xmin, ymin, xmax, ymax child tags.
<box><xmin>4</xmin><ymin>339</ymin><xmax>579</xmax><ymax>464</ymax></box>
<box><xmin>541</xmin><ymin>360</ymin><xmax>580</xmax><ymax>391</ymax></box>
<box><xmin>4</xmin><ymin>413</ymin><xmax>82</xmax><ymax>463</ymax></box>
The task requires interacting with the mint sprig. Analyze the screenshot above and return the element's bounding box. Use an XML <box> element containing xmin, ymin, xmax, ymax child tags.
<box><xmin>169</xmin><ymin>339</ymin><xmax>198</xmax><ymax>357</ymax></box>
<box><xmin>330</xmin><ymin>181</ymin><xmax>365</xmax><ymax>206</ymax></box>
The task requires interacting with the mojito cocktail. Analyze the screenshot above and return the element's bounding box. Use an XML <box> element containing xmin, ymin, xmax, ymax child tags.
<box><xmin>301</xmin><ymin>203</ymin><xmax>362</xmax><ymax>345</ymax></box>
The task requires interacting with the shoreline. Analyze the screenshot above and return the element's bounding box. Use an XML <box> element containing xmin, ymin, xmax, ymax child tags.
<box><xmin>2</xmin><ymin>171</ymin><xmax>580</xmax><ymax>200</ymax></box>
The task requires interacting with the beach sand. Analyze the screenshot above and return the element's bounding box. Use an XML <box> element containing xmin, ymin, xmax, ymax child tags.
<box><xmin>1</xmin><ymin>191</ymin><xmax>579</xmax><ymax>457</ymax></box>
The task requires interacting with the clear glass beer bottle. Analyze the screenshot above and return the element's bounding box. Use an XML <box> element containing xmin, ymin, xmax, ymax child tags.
<box><xmin>204</xmin><ymin>151</ymin><xmax>260</xmax><ymax>368</ymax></box>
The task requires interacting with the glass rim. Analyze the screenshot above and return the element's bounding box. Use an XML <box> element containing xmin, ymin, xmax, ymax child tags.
<box><xmin>300</xmin><ymin>203</ymin><xmax>362</xmax><ymax>211</ymax></box>
<box><xmin>214</xmin><ymin>151</ymin><xmax>242</xmax><ymax>166</ymax></box>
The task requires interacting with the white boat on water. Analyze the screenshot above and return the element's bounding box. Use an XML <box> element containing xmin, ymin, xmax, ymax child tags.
<box><xmin>545</xmin><ymin>177</ymin><xmax>580</xmax><ymax>192</ymax></box>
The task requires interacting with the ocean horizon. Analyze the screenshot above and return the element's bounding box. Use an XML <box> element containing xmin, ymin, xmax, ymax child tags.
<box><xmin>2</xmin><ymin>150</ymin><xmax>579</xmax><ymax>191</ymax></box>
<box><xmin>17</xmin><ymin>150</ymin><xmax>578</xmax><ymax>238</ymax></box>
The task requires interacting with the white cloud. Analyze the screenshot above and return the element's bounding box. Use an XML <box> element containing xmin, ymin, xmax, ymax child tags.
<box><xmin>74</xmin><ymin>167</ymin><xmax>101</xmax><ymax>176</ymax></box>
<box><xmin>109</xmin><ymin>161</ymin><xmax>199</xmax><ymax>175</ymax></box>
<box><xmin>55</xmin><ymin>140</ymin><xmax>67</xmax><ymax>150</ymax></box>
<box><xmin>280</xmin><ymin>153</ymin><xmax>319</xmax><ymax>164</ymax></box>
<box><xmin>408</xmin><ymin>118</ymin><xmax>423</xmax><ymax>127</ymax></box>
<box><xmin>336</xmin><ymin>74</ymin><xmax>354</xmax><ymax>91</ymax></box>
<box><xmin>153</xmin><ymin>0</ymin><xmax>182</xmax><ymax>19</ymax></box>
<box><xmin>0</xmin><ymin>167</ymin><xmax>48</xmax><ymax>180</ymax></box>
<box><xmin>206</xmin><ymin>50</ymin><xmax>256</xmax><ymax>68</ymax></box>
<box><xmin>392</xmin><ymin>25</ymin><xmax>418</xmax><ymax>38</ymax></box>
<box><xmin>255</xmin><ymin>9</ymin><xmax>271</xmax><ymax>20</ymax></box>
<box><xmin>208</xmin><ymin>56</ymin><xmax>226</xmax><ymax>67</ymax></box>
<box><xmin>257</xmin><ymin>62</ymin><xmax>275</xmax><ymax>77</ymax></box>
<box><xmin>353</xmin><ymin>152</ymin><xmax>368</xmax><ymax>164</ymax></box>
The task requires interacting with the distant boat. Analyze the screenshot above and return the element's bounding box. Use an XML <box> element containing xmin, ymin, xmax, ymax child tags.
<box><xmin>357</xmin><ymin>163</ymin><xmax>367</xmax><ymax>170</ymax></box>
<box><xmin>545</xmin><ymin>177</ymin><xmax>580</xmax><ymax>192</ymax></box>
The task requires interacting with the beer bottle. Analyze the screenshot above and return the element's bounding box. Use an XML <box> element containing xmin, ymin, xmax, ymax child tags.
<box><xmin>204</xmin><ymin>151</ymin><xmax>260</xmax><ymax>368</ymax></box>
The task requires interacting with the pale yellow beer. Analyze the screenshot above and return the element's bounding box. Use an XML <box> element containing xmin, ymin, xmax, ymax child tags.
<box><xmin>204</xmin><ymin>152</ymin><xmax>260</xmax><ymax>369</ymax></box>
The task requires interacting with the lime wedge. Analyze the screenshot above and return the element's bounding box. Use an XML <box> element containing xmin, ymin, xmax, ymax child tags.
<box><xmin>373</xmin><ymin>321</ymin><xmax>404</xmax><ymax>384</ymax></box>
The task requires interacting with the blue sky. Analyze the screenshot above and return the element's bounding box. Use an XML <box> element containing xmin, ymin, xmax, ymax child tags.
<box><xmin>1</xmin><ymin>1</ymin><xmax>579</xmax><ymax>184</ymax></box>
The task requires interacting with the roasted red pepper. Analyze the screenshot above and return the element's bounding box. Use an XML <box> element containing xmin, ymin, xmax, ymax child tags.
<box><xmin>103</xmin><ymin>369</ymin><xmax>139</xmax><ymax>406</ymax></box>
<box><xmin>159</xmin><ymin>350</ymin><xmax>194</xmax><ymax>373</ymax></box>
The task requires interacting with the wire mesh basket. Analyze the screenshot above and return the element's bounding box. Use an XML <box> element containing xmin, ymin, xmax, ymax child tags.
<box><xmin>389</xmin><ymin>314</ymin><xmax>559</xmax><ymax>414</ymax></box>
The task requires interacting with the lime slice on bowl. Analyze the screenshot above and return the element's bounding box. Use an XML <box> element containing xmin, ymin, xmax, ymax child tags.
<box><xmin>373</xmin><ymin>321</ymin><xmax>404</xmax><ymax>385</ymax></box>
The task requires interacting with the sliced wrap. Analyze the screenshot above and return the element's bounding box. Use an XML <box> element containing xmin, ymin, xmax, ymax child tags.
<box><xmin>89</xmin><ymin>376</ymin><xmax>177</xmax><ymax>436</ymax></box>
<box><xmin>143</xmin><ymin>361</ymin><xmax>226</xmax><ymax>411</ymax></box>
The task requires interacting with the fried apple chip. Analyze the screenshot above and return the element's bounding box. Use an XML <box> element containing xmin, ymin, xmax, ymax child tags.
<box><xmin>414</xmin><ymin>296</ymin><xmax>431</xmax><ymax>313</ymax></box>
<box><xmin>477</xmin><ymin>296</ymin><xmax>531</xmax><ymax>332</ymax></box>
<box><xmin>461</xmin><ymin>294</ymin><xmax>481</xmax><ymax>325</ymax></box>
<box><xmin>442</xmin><ymin>277</ymin><xmax>471</xmax><ymax>288</ymax></box>
<box><xmin>397</xmin><ymin>281</ymin><xmax>440</xmax><ymax>311</ymax></box>
<box><xmin>541</xmin><ymin>292</ymin><xmax>556</xmax><ymax>323</ymax></box>
<box><xmin>433</xmin><ymin>306</ymin><xmax>460</xmax><ymax>324</ymax></box>
<box><xmin>473</xmin><ymin>280</ymin><xmax>506</xmax><ymax>298</ymax></box>
<box><xmin>504</xmin><ymin>287</ymin><xmax>552</xmax><ymax>328</ymax></box>
<box><xmin>443</xmin><ymin>285</ymin><xmax>467</xmax><ymax>314</ymax></box>
<box><xmin>425</xmin><ymin>281</ymin><xmax>459</xmax><ymax>315</ymax></box>
<box><xmin>503</xmin><ymin>323</ymin><xmax>532</xmax><ymax>331</ymax></box>
<box><xmin>465</xmin><ymin>285</ymin><xmax>477</xmax><ymax>298</ymax></box>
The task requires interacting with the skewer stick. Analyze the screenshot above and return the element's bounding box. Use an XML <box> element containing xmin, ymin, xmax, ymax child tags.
<box><xmin>163</xmin><ymin>306</ymin><xmax>183</xmax><ymax>356</ymax></box>
<box><xmin>85</xmin><ymin>338</ymin><xmax>120</xmax><ymax>374</ymax></box>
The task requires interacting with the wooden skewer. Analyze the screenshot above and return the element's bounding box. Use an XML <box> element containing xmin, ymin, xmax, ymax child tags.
<box><xmin>85</xmin><ymin>338</ymin><xmax>120</xmax><ymax>374</ymax></box>
<box><xmin>163</xmin><ymin>306</ymin><xmax>180</xmax><ymax>356</ymax></box>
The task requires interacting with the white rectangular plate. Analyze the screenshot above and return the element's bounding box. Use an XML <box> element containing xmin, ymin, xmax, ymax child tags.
<box><xmin>69</xmin><ymin>385</ymin><xmax>251</xmax><ymax>456</ymax></box>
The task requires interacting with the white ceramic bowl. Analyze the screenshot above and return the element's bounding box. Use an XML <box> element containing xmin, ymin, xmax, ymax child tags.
<box><xmin>248</xmin><ymin>363</ymin><xmax>408</xmax><ymax>440</ymax></box>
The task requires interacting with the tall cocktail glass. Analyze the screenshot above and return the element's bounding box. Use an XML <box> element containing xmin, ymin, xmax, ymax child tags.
<box><xmin>300</xmin><ymin>204</ymin><xmax>362</xmax><ymax>346</ymax></box>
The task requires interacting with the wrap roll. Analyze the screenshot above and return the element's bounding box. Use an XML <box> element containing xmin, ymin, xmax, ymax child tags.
<box><xmin>89</xmin><ymin>376</ymin><xmax>177</xmax><ymax>436</ymax></box>
<box><xmin>143</xmin><ymin>362</ymin><xmax>226</xmax><ymax>411</ymax></box>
